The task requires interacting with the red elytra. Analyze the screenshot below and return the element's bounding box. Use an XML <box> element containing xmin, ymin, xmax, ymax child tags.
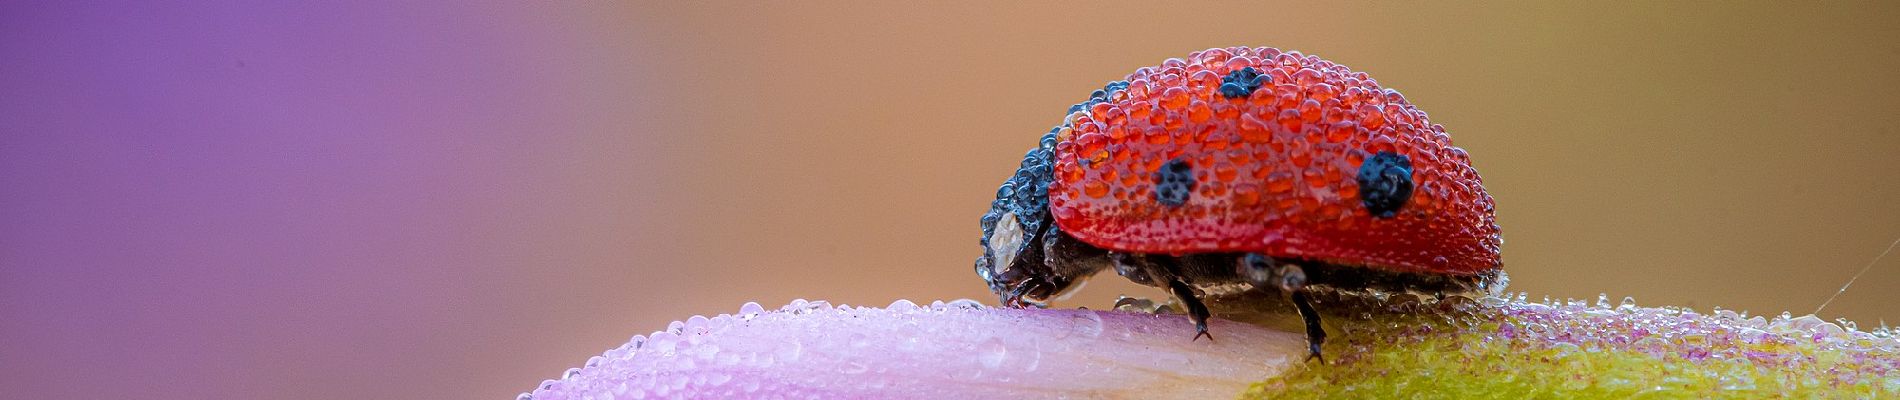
<box><xmin>1045</xmin><ymin>46</ymin><xmax>1501</xmax><ymax>276</ymax></box>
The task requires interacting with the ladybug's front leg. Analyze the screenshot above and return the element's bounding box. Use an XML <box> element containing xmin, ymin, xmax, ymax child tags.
<box><xmin>1111</xmin><ymin>253</ymin><xmax>1214</xmax><ymax>342</ymax></box>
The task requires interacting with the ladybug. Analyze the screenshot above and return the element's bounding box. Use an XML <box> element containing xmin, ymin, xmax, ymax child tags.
<box><xmin>975</xmin><ymin>46</ymin><xmax>1502</xmax><ymax>361</ymax></box>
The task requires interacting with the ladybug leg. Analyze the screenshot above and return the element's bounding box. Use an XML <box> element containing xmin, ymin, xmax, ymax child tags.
<box><xmin>1166</xmin><ymin>277</ymin><xmax>1215</xmax><ymax>342</ymax></box>
<box><xmin>1148</xmin><ymin>256</ymin><xmax>1214</xmax><ymax>342</ymax></box>
<box><xmin>1004</xmin><ymin>278</ymin><xmax>1052</xmax><ymax>308</ymax></box>
<box><xmin>1278</xmin><ymin>262</ymin><xmax>1327</xmax><ymax>363</ymax></box>
<box><xmin>1111</xmin><ymin>254</ymin><xmax>1212</xmax><ymax>341</ymax></box>
<box><xmin>1237</xmin><ymin>253</ymin><xmax>1325</xmax><ymax>362</ymax></box>
<box><xmin>1290</xmin><ymin>286</ymin><xmax>1326</xmax><ymax>363</ymax></box>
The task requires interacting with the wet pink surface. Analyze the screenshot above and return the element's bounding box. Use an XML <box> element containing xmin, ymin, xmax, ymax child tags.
<box><xmin>524</xmin><ymin>300</ymin><xmax>1304</xmax><ymax>400</ymax></box>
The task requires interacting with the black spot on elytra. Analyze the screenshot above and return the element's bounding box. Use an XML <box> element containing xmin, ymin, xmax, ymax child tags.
<box><xmin>1357</xmin><ymin>151</ymin><xmax>1414</xmax><ymax>218</ymax></box>
<box><xmin>1153</xmin><ymin>158</ymin><xmax>1195</xmax><ymax>207</ymax></box>
<box><xmin>1219</xmin><ymin>67</ymin><xmax>1269</xmax><ymax>99</ymax></box>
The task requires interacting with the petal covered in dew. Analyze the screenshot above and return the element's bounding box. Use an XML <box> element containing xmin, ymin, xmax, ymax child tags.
<box><xmin>521</xmin><ymin>299</ymin><xmax>1307</xmax><ymax>400</ymax></box>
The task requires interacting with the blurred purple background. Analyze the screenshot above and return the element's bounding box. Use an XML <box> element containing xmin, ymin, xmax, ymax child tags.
<box><xmin>4</xmin><ymin>3</ymin><xmax>1896</xmax><ymax>399</ymax></box>
<box><xmin>1</xmin><ymin>3</ymin><xmax>668</xmax><ymax>398</ymax></box>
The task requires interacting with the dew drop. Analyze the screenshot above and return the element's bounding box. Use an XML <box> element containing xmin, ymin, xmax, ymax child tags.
<box><xmin>1619</xmin><ymin>296</ymin><xmax>1638</xmax><ymax>310</ymax></box>
<box><xmin>1595</xmin><ymin>293</ymin><xmax>1610</xmax><ymax>309</ymax></box>
<box><xmin>666</xmin><ymin>321</ymin><xmax>685</xmax><ymax>334</ymax></box>
<box><xmin>738</xmin><ymin>302</ymin><xmax>765</xmax><ymax>318</ymax></box>
<box><xmin>1070</xmin><ymin>311</ymin><xmax>1105</xmax><ymax>338</ymax></box>
<box><xmin>647</xmin><ymin>332</ymin><xmax>679</xmax><ymax>354</ymax></box>
<box><xmin>563</xmin><ymin>367</ymin><xmax>583</xmax><ymax>380</ymax></box>
<box><xmin>516</xmin><ymin>393</ymin><xmax>533</xmax><ymax>400</ymax></box>
<box><xmin>804</xmin><ymin>300</ymin><xmax>833</xmax><ymax>311</ymax></box>
<box><xmin>685</xmin><ymin>315</ymin><xmax>711</xmax><ymax>334</ymax></box>
<box><xmin>887</xmin><ymin>299</ymin><xmax>919</xmax><ymax>311</ymax></box>
<box><xmin>1114</xmin><ymin>296</ymin><xmax>1162</xmax><ymax>313</ymax></box>
<box><xmin>1082</xmin><ymin>180</ymin><xmax>1110</xmax><ymax>198</ymax></box>
<box><xmin>977</xmin><ymin>336</ymin><xmax>1008</xmax><ymax>370</ymax></box>
<box><xmin>780</xmin><ymin>299</ymin><xmax>809</xmax><ymax>312</ymax></box>
<box><xmin>943</xmin><ymin>299</ymin><xmax>984</xmax><ymax>310</ymax></box>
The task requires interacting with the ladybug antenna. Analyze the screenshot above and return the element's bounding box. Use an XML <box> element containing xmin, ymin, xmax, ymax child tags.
<box><xmin>1813</xmin><ymin>235</ymin><xmax>1900</xmax><ymax>316</ymax></box>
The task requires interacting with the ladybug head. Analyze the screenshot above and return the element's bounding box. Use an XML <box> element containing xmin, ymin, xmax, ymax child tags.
<box><xmin>975</xmin><ymin>130</ymin><xmax>1094</xmax><ymax>307</ymax></box>
<box><xmin>976</xmin><ymin>209</ymin><xmax>1100</xmax><ymax>308</ymax></box>
<box><xmin>976</xmin><ymin>211</ymin><xmax>1050</xmax><ymax>306</ymax></box>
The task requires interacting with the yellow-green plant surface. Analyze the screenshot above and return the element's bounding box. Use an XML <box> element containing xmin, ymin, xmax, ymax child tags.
<box><xmin>1237</xmin><ymin>294</ymin><xmax>1899</xmax><ymax>399</ymax></box>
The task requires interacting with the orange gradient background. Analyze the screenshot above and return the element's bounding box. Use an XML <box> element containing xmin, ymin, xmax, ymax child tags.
<box><xmin>2</xmin><ymin>3</ymin><xmax>1896</xmax><ymax>399</ymax></box>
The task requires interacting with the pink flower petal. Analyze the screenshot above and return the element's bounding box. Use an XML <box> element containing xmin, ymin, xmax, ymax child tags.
<box><xmin>524</xmin><ymin>299</ymin><xmax>1306</xmax><ymax>399</ymax></box>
